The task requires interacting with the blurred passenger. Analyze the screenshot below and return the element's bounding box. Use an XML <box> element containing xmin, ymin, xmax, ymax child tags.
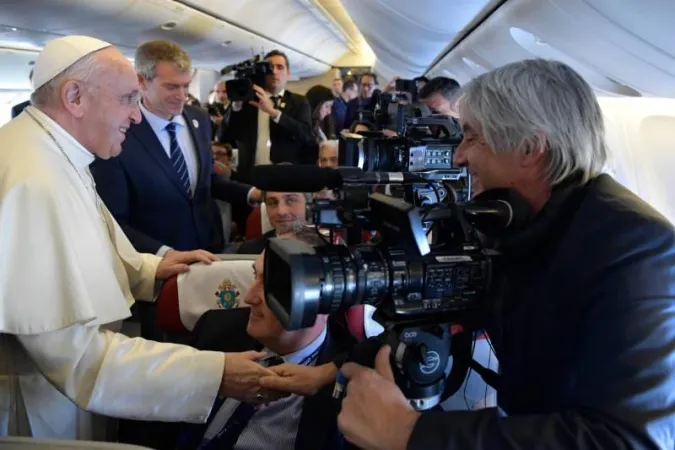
<box><xmin>332</xmin><ymin>79</ymin><xmax>358</xmax><ymax>133</ymax></box>
<box><xmin>345</xmin><ymin>73</ymin><xmax>378</xmax><ymax>128</ymax></box>
<box><xmin>332</xmin><ymin>77</ymin><xmax>343</xmax><ymax>98</ymax></box>
<box><xmin>306</xmin><ymin>85</ymin><xmax>336</xmax><ymax>142</ymax></box>
<box><xmin>419</xmin><ymin>76</ymin><xmax>461</xmax><ymax>117</ymax></box>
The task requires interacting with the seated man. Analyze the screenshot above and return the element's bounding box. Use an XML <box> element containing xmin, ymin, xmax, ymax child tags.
<box><xmin>314</xmin><ymin>140</ymin><xmax>339</xmax><ymax>200</ymax></box>
<box><xmin>318</xmin><ymin>139</ymin><xmax>338</xmax><ymax>168</ymax></box>
<box><xmin>178</xmin><ymin>229</ymin><xmax>355</xmax><ymax>449</ymax></box>
<box><xmin>237</xmin><ymin>190</ymin><xmax>311</xmax><ymax>254</ymax></box>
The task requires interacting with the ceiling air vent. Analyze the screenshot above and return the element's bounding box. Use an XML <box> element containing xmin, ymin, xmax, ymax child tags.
<box><xmin>161</xmin><ymin>21</ymin><xmax>178</xmax><ymax>31</ymax></box>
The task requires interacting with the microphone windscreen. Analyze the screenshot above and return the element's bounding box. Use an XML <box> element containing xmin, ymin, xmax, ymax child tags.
<box><xmin>472</xmin><ymin>188</ymin><xmax>533</xmax><ymax>234</ymax></box>
<box><xmin>249</xmin><ymin>165</ymin><xmax>334</xmax><ymax>192</ymax></box>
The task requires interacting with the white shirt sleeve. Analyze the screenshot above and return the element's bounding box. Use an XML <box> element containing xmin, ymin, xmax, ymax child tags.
<box><xmin>17</xmin><ymin>324</ymin><xmax>224</xmax><ymax>423</ymax></box>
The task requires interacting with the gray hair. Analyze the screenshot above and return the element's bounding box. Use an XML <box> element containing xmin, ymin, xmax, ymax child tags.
<box><xmin>31</xmin><ymin>51</ymin><xmax>103</xmax><ymax>108</ymax></box>
<box><xmin>134</xmin><ymin>40</ymin><xmax>191</xmax><ymax>80</ymax></box>
<box><xmin>319</xmin><ymin>139</ymin><xmax>338</xmax><ymax>152</ymax></box>
<box><xmin>458</xmin><ymin>59</ymin><xmax>607</xmax><ymax>185</ymax></box>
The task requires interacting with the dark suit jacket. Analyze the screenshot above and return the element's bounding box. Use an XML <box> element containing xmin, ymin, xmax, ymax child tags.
<box><xmin>345</xmin><ymin>96</ymin><xmax>377</xmax><ymax>129</ymax></box>
<box><xmin>408</xmin><ymin>175</ymin><xmax>675</xmax><ymax>449</ymax></box>
<box><xmin>91</xmin><ymin>105</ymin><xmax>252</xmax><ymax>254</ymax></box>
<box><xmin>236</xmin><ymin>230</ymin><xmax>275</xmax><ymax>255</ymax></box>
<box><xmin>11</xmin><ymin>100</ymin><xmax>30</xmax><ymax>119</ymax></box>
<box><xmin>183</xmin><ymin>308</ymin><xmax>355</xmax><ymax>450</ymax></box>
<box><xmin>220</xmin><ymin>90</ymin><xmax>314</xmax><ymax>183</ymax></box>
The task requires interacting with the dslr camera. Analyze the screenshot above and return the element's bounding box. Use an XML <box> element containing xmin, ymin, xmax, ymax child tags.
<box><xmin>220</xmin><ymin>55</ymin><xmax>273</xmax><ymax>102</ymax></box>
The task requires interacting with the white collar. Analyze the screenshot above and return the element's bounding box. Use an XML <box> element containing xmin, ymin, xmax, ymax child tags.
<box><xmin>26</xmin><ymin>106</ymin><xmax>95</xmax><ymax>169</ymax></box>
<box><xmin>270</xmin><ymin>89</ymin><xmax>285</xmax><ymax>98</ymax></box>
<box><xmin>139</xmin><ymin>100</ymin><xmax>185</xmax><ymax>134</ymax></box>
<box><xmin>266</xmin><ymin>325</ymin><xmax>327</xmax><ymax>365</ymax></box>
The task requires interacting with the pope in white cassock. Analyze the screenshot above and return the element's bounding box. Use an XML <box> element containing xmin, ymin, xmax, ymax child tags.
<box><xmin>0</xmin><ymin>35</ymin><xmax>279</xmax><ymax>440</ymax></box>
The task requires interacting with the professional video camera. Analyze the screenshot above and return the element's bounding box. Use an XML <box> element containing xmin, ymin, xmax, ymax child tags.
<box><xmin>220</xmin><ymin>55</ymin><xmax>273</xmax><ymax>102</ymax></box>
<box><xmin>251</xmin><ymin>164</ymin><xmax>531</xmax><ymax>410</ymax></box>
<box><xmin>339</xmin><ymin>114</ymin><xmax>468</xmax><ymax>206</ymax></box>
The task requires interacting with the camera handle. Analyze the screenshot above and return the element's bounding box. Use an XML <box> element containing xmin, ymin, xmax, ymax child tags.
<box><xmin>377</xmin><ymin>323</ymin><xmax>452</xmax><ymax>411</ymax></box>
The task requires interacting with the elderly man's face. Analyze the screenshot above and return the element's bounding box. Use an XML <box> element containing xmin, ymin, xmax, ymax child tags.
<box><xmin>79</xmin><ymin>48</ymin><xmax>142</xmax><ymax>159</ymax></box>
<box><xmin>139</xmin><ymin>61</ymin><xmax>192</xmax><ymax>120</ymax></box>
<box><xmin>265</xmin><ymin>192</ymin><xmax>307</xmax><ymax>234</ymax></box>
<box><xmin>318</xmin><ymin>144</ymin><xmax>338</xmax><ymax>168</ymax></box>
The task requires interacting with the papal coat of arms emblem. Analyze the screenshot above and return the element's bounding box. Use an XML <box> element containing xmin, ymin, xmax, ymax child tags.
<box><xmin>215</xmin><ymin>279</ymin><xmax>240</xmax><ymax>309</ymax></box>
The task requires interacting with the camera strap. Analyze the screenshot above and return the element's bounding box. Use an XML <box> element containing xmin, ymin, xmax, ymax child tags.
<box><xmin>443</xmin><ymin>331</ymin><xmax>501</xmax><ymax>402</ymax></box>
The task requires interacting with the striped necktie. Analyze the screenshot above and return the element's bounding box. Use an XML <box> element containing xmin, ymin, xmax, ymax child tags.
<box><xmin>165</xmin><ymin>122</ymin><xmax>191</xmax><ymax>194</ymax></box>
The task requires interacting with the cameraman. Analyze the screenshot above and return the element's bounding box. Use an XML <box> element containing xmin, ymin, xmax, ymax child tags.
<box><xmin>220</xmin><ymin>50</ymin><xmax>314</xmax><ymax>183</ymax></box>
<box><xmin>263</xmin><ymin>59</ymin><xmax>675</xmax><ymax>449</ymax></box>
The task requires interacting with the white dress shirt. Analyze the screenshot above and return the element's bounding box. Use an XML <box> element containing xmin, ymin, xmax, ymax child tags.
<box><xmin>201</xmin><ymin>325</ymin><xmax>327</xmax><ymax>450</ymax></box>
<box><xmin>139</xmin><ymin>101</ymin><xmax>199</xmax><ymax>195</ymax></box>
<box><xmin>255</xmin><ymin>90</ymin><xmax>284</xmax><ymax>166</ymax></box>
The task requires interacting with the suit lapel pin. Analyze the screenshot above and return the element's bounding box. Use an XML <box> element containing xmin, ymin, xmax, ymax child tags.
<box><xmin>279</xmin><ymin>102</ymin><xmax>286</xmax><ymax>109</ymax></box>
<box><xmin>192</xmin><ymin>119</ymin><xmax>199</xmax><ymax>128</ymax></box>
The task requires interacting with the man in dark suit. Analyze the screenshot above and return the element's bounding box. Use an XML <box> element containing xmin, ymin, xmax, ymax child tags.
<box><xmin>344</xmin><ymin>72</ymin><xmax>378</xmax><ymax>129</ymax></box>
<box><xmin>237</xmin><ymin>191</ymin><xmax>310</xmax><ymax>254</ymax></box>
<box><xmin>173</xmin><ymin>229</ymin><xmax>355</xmax><ymax>449</ymax></box>
<box><xmin>220</xmin><ymin>50</ymin><xmax>314</xmax><ymax>183</ymax></box>
<box><xmin>210</xmin><ymin>80</ymin><xmax>231</xmax><ymax>141</ymax></box>
<box><xmin>92</xmin><ymin>40</ymin><xmax>258</xmax><ymax>255</ymax></box>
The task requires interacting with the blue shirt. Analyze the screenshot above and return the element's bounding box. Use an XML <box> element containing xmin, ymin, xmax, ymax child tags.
<box><xmin>199</xmin><ymin>326</ymin><xmax>328</xmax><ymax>450</ymax></box>
<box><xmin>332</xmin><ymin>96</ymin><xmax>349</xmax><ymax>132</ymax></box>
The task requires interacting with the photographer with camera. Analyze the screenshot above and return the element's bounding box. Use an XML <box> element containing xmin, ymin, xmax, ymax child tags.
<box><xmin>261</xmin><ymin>59</ymin><xmax>675</xmax><ymax>449</ymax></box>
<box><xmin>220</xmin><ymin>50</ymin><xmax>314</xmax><ymax>184</ymax></box>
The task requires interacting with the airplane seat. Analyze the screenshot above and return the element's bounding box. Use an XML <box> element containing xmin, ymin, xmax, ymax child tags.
<box><xmin>155</xmin><ymin>274</ymin><xmax>185</xmax><ymax>334</ymax></box>
<box><xmin>156</xmin><ymin>256</ymin><xmax>257</xmax><ymax>335</ymax></box>
<box><xmin>245</xmin><ymin>206</ymin><xmax>262</xmax><ymax>240</ymax></box>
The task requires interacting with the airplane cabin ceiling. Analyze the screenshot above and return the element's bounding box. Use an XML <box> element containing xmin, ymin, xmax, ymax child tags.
<box><xmin>0</xmin><ymin>0</ymin><xmax>332</xmax><ymax>78</ymax></box>
<box><xmin>0</xmin><ymin>48</ymin><xmax>36</xmax><ymax>89</ymax></box>
<box><xmin>341</xmin><ymin>0</ymin><xmax>495</xmax><ymax>81</ymax></box>
<box><xmin>178</xmin><ymin>0</ymin><xmax>351</xmax><ymax>66</ymax></box>
<box><xmin>427</xmin><ymin>0</ymin><xmax>675</xmax><ymax>98</ymax></box>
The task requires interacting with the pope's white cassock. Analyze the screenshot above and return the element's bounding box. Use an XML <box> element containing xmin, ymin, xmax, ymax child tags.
<box><xmin>0</xmin><ymin>107</ymin><xmax>224</xmax><ymax>439</ymax></box>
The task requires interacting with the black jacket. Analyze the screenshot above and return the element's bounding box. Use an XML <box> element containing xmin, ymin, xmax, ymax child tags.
<box><xmin>91</xmin><ymin>105</ymin><xmax>252</xmax><ymax>254</ymax></box>
<box><xmin>220</xmin><ymin>91</ymin><xmax>315</xmax><ymax>183</ymax></box>
<box><xmin>11</xmin><ymin>100</ymin><xmax>30</xmax><ymax>119</ymax></box>
<box><xmin>236</xmin><ymin>230</ymin><xmax>275</xmax><ymax>255</ymax></box>
<box><xmin>185</xmin><ymin>308</ymin><xmax>356</xmax><ymax>450</ymax></box>
<box><xmin>408</xmin><ymin>174</ymin><xmax>675</xmax><ymax>449</ymax></box>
